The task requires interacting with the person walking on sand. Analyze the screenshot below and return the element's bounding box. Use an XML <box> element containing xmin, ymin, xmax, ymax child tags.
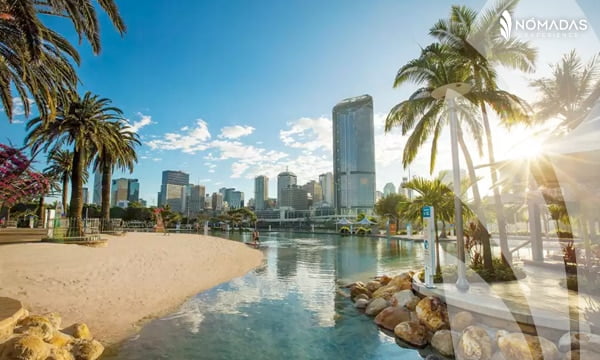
<box><xmin>252</xmin><ymin>230</ymin><xmax>260</xmax><ymax>246</ymax></box>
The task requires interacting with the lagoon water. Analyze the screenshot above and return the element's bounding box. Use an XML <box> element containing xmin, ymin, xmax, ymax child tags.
<box><xmin>109</xmin><ymin>232</ymin><xmax>457</xmax><ymax>359</ymax></box>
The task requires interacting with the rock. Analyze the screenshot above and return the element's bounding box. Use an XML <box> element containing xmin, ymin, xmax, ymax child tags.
<box><xmin>63</xmin><ymin>323</ymin><xmax>92</xmax><ymax>340</ymax></box>
<box><xmin>15</xmin><ymin>315</ymin><xmax>55</xmax><ymax>342</ymax></box>
<box><xmin>365</xmin><ymin>298</ymin><xmax>388</xmax><ymax>316</ymax></box>
<box><xmin>366</xmin><ymin>280</ymin><xmax>382</xmax><ymax>292</ymax></box>
<box><xmin>371</xmin><ymin>284</ymin><xmax>400</xmax><ymax>300</ymax></box>
<box><xmin>389</xmin><ymin>273</ymin><xmax>412</xmax><ymax>290</ymax></box>
<box><xmin>354</xmin><ymin>294</ymin><xmax>369</xmax><ymax>302</ymax></box>
<box><xmin>491</xmin><ymin>351</ymin><xmax>506</xmax><ymax>360</ymax></box>
<box><xmin>498</xmin><ymin>333</ymin><xmax>560</xmax><ymax>360</ymax></box>
<box><xmin>394</xmin><ymin>321</ymin><xmax>429</xmax><ymax>347</ymax></box>
<box><xmin>425</xmin><ymin>355</ymin><xmax>445</xmax><ymax>360</ymax></box>
<box><xmin>354</xmin><ymin>299</ymin><xmax>369</xmax><ymax>309</ymax></box>
<box><xmin>415</xmin><ymin>297</ymin><xmax>448</xmax><ymax>332</ymax></box>
<box><xmin>374</xmin><ymin>306</ymin><xmax>411</xmax><ymax>331</ymax></box>
<box><xmin>392</xmin><ymin>290</ymin><xmax>419</xmax><ymax>310</ymax></box>
<box><xmin>0</xmin><ymin>334</ymin><xmax>50</xmax><ymax>360</ymax></box>
<box><xmin>558</xmin><ymin>332</ymin><xmax>600</xmax><ymax>353</ymax></box>
<box><xmin>563</xmin><ymin>349</ymin><xmax>599</xmax><ymax>360</ymax></box>
<box><xmin>71</xmin><ymin>339</ymin><xmax>104</xmax><ymax>360</ymax></box>
<box><xmin>431</xmin><ymin>329</ymin><xmax>454</xmax><ymax>357</ymax></box>
<box><xmin>47</xmin><ymin>346</ymin><xmax>75</xmax><ymax>360</ymax></box>
<box><xmin>450</xmin><ymin>311</ymin><xmax>474</xmax><ymax>332</ymax></box>
<box><xmin>336</xmin><ymin>289</ymin><xmax>350</xmax><ymax>298</ymax></box>
<box><xmin>378</xmin><ymin>275</ymin><xmax>392</xmax><ymax>286</ymax></box>
<box><xmin>495</xmin><ymin>330</ymin><xmax>510</xmax><ymax>347</ymax></box>
<box><xmin>350</xmin><ymin>282</ymin><xmax>372</xmax><ymax>300</ymax></box>
<box><xmin>457</xmin><ymin>326</ymin><xmax>493</xmax><ymax>360</ymax></box>
<box><xmin>48</xmin><ymin>331</ymin><xmax>74</xmax><ymax>348</ymax></box>
<box><xmin>44</xmin><ymin>313</ymin><xmax>62</xmax><ymax>330</ymax></box>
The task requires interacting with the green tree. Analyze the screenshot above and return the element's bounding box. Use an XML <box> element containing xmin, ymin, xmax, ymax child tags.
<box><xmin>44</xmin><ymin>149</ymin><xmax>89</xmax><ymax>214</ymax></box>
<box><xmin>428</xmin><ymin>0</ymin><xmax>537</xmax><ymax>264</ymax></box>
<box><xmin>374</xmin><ymin>193</ymin><xmax>409</xmax><ymax>230</ymax></box>
<box><xmin>25</xmin><ymin>92</ymin><xmax>125</xmax><ymax>235</ymax></box>
<box><xmin>93</xmin><ymin>120</ymin><xmax>140</xmax><ymax>229</ymax></box>
<box><xmin>531</xmin><ymin>50</ymin><xmax>600</xmax><ymax>130</ymax></box>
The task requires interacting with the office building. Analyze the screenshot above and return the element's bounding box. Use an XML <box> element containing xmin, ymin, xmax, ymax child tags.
<box><xmin>254</xmin><ymin>175</ymin><xmax>269</xmax><ymax>210</ymax></box>
<box><xmin>188</xmin><ymin>185</ymin><xmax>205</xmax><ymax>215</ymax></box>
<box><xmin>82</xmin><ymin>187</ymin><xmax>89</xmax><ymax>205</ymax></box>
<box><xmin>111</xmin><ymin>178</ymin><xmax>139</xmax><ymax>208</ymax></box>
<box><xmin>332</xmin><ymin>94</ymin><xmax>376</xmax><ymax>214</ymax></box>
<box><xmin>211</xmin><ymin>192</ymin><xmax>223</xmax><ymax>211</ymax></box>
<box><xmin>319</xmin><ymin>172</ymin><xmax>334</xmax><ymax>206</ymax></box>
<box><xmin>159</xmin><ymin>170</ymin><xmax>189</xmax><ymax>212</ymax></box>
<box><xmin>93</xmin><ymin>170</ymin><xmax>102</xmax><ymax>205</ymax></box>
<box><xmin>229</xmin><ymin>190</ymin><xmax>244</xmax><ymax>209</ymax></box>
<box><xmin>277</xmin><ymin>170</ymin><xmax>297</xmax><ymax>206</ymax></box>
<box><xmin>383</xmin><ymin>182</ymin><xmax>396</xmax><ymax>197</ymax></box>
<box><xmin>280</xmin><ymin>185</ymin><xmax>308</xmax><ymax>210</ymax></box>
<box><xmin>302</xmin><ymin>180</ymin><xmax>323</xmax><ymax>203</ymax></box>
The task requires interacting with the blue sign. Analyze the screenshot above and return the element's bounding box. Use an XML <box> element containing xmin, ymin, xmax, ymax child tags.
<box><xmin>424</xmin><ymin>240</ymin><xmax>429</xmax><ymax>249</ymax></box>
<box><xmin>422</xmin><ymin>206</ymin><xmax>431</xmax><ymax>218</ymax></box>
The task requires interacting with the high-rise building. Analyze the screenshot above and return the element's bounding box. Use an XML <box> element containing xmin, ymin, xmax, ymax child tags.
<box><xmin>211</xmin><ymin>192</ymin><xmax>223</xmax><ymax>211</ymax></box>
<box><xmin>302</xmin><ymin>180</ymin><xmax>323</xmax><ymax>203</ymax></box>
<box><xmin>383</xmin><ymin>182</ymin><xmax>397</xmax><ymax>197</ymax></box>
<box><xmin>229</xmin><ymin>191</ymin><xmax>244</xmax><ymax>209</ymax></box>
<box><xmin>159</xmin><ymin>170</ymin><xmax>189</xmax><ymax>212</ymax></box>
<box><xmin>319</xmin><ymin>172</ymin><xmax>334</xmax><ymax>206</ymax></box>
<box><xmin>400</xmin><ymin>177</ymin><xmax>412</xmax><ymax>200</ymax></box>
<box><xmin>82</xmin><ymin>188</ymin><xmax>89</xmax><ymax>205</ymax></box>
<box><xmin>219</xmin><ymin>187</ymin><xmax>236</xmax><ymax>205</ymax></box>
<box><xmin>254</xmin><ymin>175</ymin><xmax>269</xmax><ymax>210</ymax></box>
<box><xmin>111</xmin><ymin>178</ymin><xmax>139</xmax><ymax>208</ymax></box>
<box><xmin>280</xmin><ymin>185</ymin><xmax>308</xmax><ymax>210</ymax></box>
<box><xmin>277</xmin><ymin>170</ymin><xmax>297</xmax><ymax>206</ymax></box>
<box><xmin>204</xmin><ymin>194</ymin><xmax>212</xmax><ymax>210</ymax></box>
<box><xmin>128</xmin><ymin>179</ymin><xmax>140</xmax><ymax>203</ymax></box>
<box><xmin>93</xmin><ymin>170</ymin><xmax>102</xmax><ymax>205</ymax></box>
<box><xmin>376</xmin><ymin>191</ymin><xmax>384</xmax><ymax>202</ymax></box>
<box><xmin>188</xmin><ymin>185</ymin><xmax>205</xmax><ymax>215</ymax></box>
<box><xmin>332</xmin><ymin>94</ymin><xmax>376</xmax><ymax>214</ymax></box>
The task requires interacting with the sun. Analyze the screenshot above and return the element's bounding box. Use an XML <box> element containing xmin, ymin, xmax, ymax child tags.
<box><xmin>494</xmin><ymin>126</ymin><xmax>546</xmax><ymax>162</ymax></box>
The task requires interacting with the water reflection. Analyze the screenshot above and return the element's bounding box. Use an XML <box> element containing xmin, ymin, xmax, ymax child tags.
<box><xmin>109</xmin><ymin>232</ymin><xmax>443</xmax><ymax>360</ymax></box>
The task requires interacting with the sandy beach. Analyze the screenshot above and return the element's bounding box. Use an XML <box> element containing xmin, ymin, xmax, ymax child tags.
<box><xmin>0</xmin><ymin>232</ymin><xmax>263</xmax><ymax>344</ymax></box>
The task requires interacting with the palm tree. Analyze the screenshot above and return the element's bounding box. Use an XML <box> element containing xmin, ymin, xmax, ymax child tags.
<box><xmin>0</xmin><ymin>0</ymin><xmax>126</xmax><ymax>120</ymax></box>
<box><xmin>428</xmin><ymin>0</ymin><xmax>537</xmax><ymax>264</ymax></box>
<box><xmin>531</xmin><ymin>50</ymin><xmax>600</xmax><ymax>131</ymax></box>
<box><xmin>25</xmin><ymin>92</ymin><xmax>125</xmax><ymax>236</ymax></box>
<box><xmin>44</xmin><ymin>149</ymin><xmax>73</xmax><ymax>213</ymax></box>
<box><xmin>93</xmin><ymin>121</ymin><xmax>140</xmax><ymax>230</ymax></box>
<box><xmin>374</xmin><ymin>193</ymin><xmax>409</xmax><ymax>231</ymax></box>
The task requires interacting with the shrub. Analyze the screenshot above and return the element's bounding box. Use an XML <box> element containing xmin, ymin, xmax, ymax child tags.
<box><xmin>417</xmin><ymin>258</ymin><xmax>525</xmax><ymax>284</ymax></box>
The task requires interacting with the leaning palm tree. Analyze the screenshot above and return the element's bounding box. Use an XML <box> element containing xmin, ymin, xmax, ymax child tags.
<box><xmin>429</xmin><ymin>0</ymin><xmax>537</xmax><ymax>264</ymax></box>
<box><xmin>44</xmin><ymin>149</ymin><xmax>90</xmax><ymax>214</ymax></box>
<box><xmin>531</xmin><ymin>50</ymin><xmax>600</xmax><ymax>131</ymax></box>
<box><xmin>25</xmin><ymin>92</ymin><xmax>124</xmax><ymax>236</ymax></box>
<box><xmin>93</xmin><ymin>121</ymin><xmax>140</xmax><ymax>231</ymax></box>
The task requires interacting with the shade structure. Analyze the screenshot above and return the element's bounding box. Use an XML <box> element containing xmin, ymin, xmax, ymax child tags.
<box><xmin>336</xmin><ymin>218</ymin><xmax>353</xmax><ymax>225</ymax></box>
<box><xmin>356</xmin><ymin>217</ymin><xmax>376</xmax><ymax>226</ymax></box>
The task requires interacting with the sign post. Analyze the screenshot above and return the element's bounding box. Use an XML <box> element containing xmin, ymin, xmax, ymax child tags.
<box><xmin>422</xmin><ymin>206</ymin><xmax>436</xmax><ymax>288</ymax></box>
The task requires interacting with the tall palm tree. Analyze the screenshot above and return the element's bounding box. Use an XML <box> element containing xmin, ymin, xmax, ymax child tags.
<box><xmin>429</xmin><ymin>0</ymin><xmax>537</xmax><ymax>264</ymax></box>
<box><xmin>531</xmin><ymin>50</ymin><xmax>600</xmax><ymax>131</ymax></box>
<box><xmin>44</xmin><ymin>149</ymin><xmax>73</xmax><ymax>213</ymax></box>
<box><xmin>25</xmin><ymin>92</ymin><xmax>124</xmax><ymax>235</ymax></box>
<box><xmin>93</xmin><ymin>121</ymin><xmax>140</xmax><ymax>230</ymax></box>
<box><xmin>0</xmin><ymin>0</ymin><xmax>126</xmax><ymax>120</ymax></box>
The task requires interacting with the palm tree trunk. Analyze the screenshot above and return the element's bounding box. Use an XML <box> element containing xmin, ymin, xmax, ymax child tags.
<box><xmin>62</xmin><ymin>174</ymin><xmax>69</xmax><ymax>215</ymax></box>
<box><xmin>435</xmin><ymin>220</ymin><xmax>441</xmax><ymax>276</ymax></box>
<box><xmin>68</xmin><ymin>148</ymin><xmax>85</xmax><ymax>236</ymax></box>
<box><xmin>458</xmin><ymin>130</ymin><xmax>493</xmax><ymax>270</ymax></box>
<box><xmin>101</xmin><ymin>160</ymin><xmax>112</xmax><ymax>231</ymax></box>
<box><xmin>480</xmin><ymin>103</ymin><xmax>511</xmax><ymax>264</ymax></box>
<box><xmin>37</xmin><ymin>196</ymin><xmax>45</xmax><ymax>227</ymax></box>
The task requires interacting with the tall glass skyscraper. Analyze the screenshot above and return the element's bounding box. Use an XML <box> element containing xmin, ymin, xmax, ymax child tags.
<box><xmin>332</xmin><ymin>95</ymin><xmax>376</xmax><ymax>214</ymax></box>
<box><xmin>254</xmin><ymin>175</ymin><xmax>269</xmax><ymax>210</ymax></box>
<box><xmin>277</xmin><ymin>170</ymin><xmax>297</xmax><ymax>207</ymax></box>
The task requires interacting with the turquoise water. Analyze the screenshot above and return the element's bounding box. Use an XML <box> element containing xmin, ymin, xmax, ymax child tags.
<box><xmin>109</xmin><ymin>232</ymin><xmax>456</xmax><ymax>359</ymax></box>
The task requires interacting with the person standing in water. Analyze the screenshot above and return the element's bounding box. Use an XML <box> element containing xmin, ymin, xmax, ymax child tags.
<box><xmin>252</xmin><ymin>230</ymin><xmax>260</xmax><ymax>246</ymax></box>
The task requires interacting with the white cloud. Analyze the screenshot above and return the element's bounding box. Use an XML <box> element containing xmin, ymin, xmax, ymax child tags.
<box><xmin>279</xmin><ymin>116</ymin><xmax>332</xmax><ymax>152</ymax></box>
<box><xmin>152</xmin><ymin>158</ymin><xmax>162</xmax><ymax>162</ymax></box>
<box><xmin>373</xmin><ymin>113</ymin><xmax>405</xmax><ymax>167</ymax></box>
<box><xmin>218</xmin><ymin>125</ymin><xmax>255</xmax><ymax>139</ymax></box>
<box><xmin>147</xmin><ymin>119</ymin><xmax>211</xmax><ymax>154</ymax></box>
<box><xmin>1</xmin><ymin>97</ymin><xmax>35</xmax><ymax>118</ymax></box>
<box><xmin>124</xmin><ymin>112</ymin><xmax>153</xmax><ymax>133</ymax></box>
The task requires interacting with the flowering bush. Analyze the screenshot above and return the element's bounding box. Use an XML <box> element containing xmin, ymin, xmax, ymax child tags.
<box><xmin>0</xmin><ymin>144</ymin><xmax>50</xmax><ymax>207</ymax></box>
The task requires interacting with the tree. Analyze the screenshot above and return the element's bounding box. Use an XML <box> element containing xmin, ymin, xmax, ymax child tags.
<box><xmin>374</xmin><ymin>193</ymin><xmax>409</xmax><ymax>230</ymax></box>
<box><xmin>531</xmin><ymin>50</ymin><xmax>600</xmax><ymax>131</ymax></box>
<box><xmin>228</xmin><ymin>208</ymin><xmax>257</xmax><ymax>228</ymax></box>
<box><xmin>0</xmin><ymin>0</ymin><xmax>126</xmax><ymax>121</ymax></box>
<box><xmin>428</xmin><ymin>0</ymin><xmax>537</xmax><ymax>264</ymax></box>
<box><xmin>93</xmin><ymin>120</ymin><xmax>140</xmax><ymax>230</ymax></box>
<box><xmin>43</xmin><ymin>149</ymin><xmax>87</xmax><ymax>213</ymax></box>
<box><xmin>25</xmin><ymin>92</ymin><xmax>125</xmax><ymax>235</ymax></box>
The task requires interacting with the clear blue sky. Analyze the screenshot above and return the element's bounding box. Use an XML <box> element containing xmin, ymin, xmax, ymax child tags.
<box><xmin>2</xmin><ymin>0</ymin><xmax>599</xmax><ymax>205</ymax></box>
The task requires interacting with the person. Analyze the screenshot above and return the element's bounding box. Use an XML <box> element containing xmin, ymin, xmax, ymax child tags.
<box><xmin>252</xmin><ymin>230</ymin><xmax>260</xmax><ymax>246</ymax></box>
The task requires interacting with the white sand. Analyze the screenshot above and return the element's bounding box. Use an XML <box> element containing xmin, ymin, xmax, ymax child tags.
<box><xmin>0</xmin><ymin>232</ymin><xmax>263</xmax><ymax>344</ymax></box>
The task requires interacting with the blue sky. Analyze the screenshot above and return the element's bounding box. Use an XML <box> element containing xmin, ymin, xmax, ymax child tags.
<box><xmin>2</xmin><ymin>0</ymin><xmax>599</xmax><ymax>205</ymax></box>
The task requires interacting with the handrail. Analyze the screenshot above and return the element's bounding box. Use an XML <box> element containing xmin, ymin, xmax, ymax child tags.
<box><xmin>510</xmin><ymin>240</ymin><xmax>531</xmax><ymax>254</ymax></box>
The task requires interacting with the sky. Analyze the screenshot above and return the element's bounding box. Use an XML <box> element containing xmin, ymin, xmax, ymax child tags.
<box><xmin>2</xmin><ymin>0</ymin><xmax>599</xmax><ymax>206</ymax></box>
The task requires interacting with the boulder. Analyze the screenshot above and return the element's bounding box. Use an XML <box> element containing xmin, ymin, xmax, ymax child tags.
<box><xmin>48</xmin><ymin>331</ymin><xmax>74</xmax><ymax>348</ymax></box>
<box><xmin>47</xmin><ymin>346</ymin><xmax>75</xmax><ymax>360</ymax></box>
<box><xmin>44</xmin><ymin>313</ymin><xmax>62</xmax><ymax>330</ymax></box>
<box><xmin>374</xmin><ymin>306</ymin><xmax>411</xmax><ymax>331</ymax></box>
<box><xmin>350</xmin><ymin>282</ymin><xmax>372</xmax><ymax>300</ymax></box>
<box><xmin>389</xmin><ymin>273</ymin><xmax>412</xmax><ymax>290</ymax></box>
<box><xmin>392</xmin><ymin>290</ymin><xmax>419</xmax><ymax>310</ymax></box>
<box><xmin>354</xmin><ymin>294</ymin><xmax>369</xmax><ymax>302</ymax></box>
<box><xmin>498</xmin><ymin>333</ymin><xmax>560</xmax><ymax>360</ymax></box>
<box><xmin>457</xmin><ymin>326</ymin><xmax>493</xmax><ymax>360</ymax></box>
<box><xmin>15</xmin><ymin>315</ymin><xmax>55</xmax><ymax>342</ymax></box>
<box><xmin>563</xmin><ymin>349</ymin><xmax>599</xmax><ymax>360</ymax></box>
<box><xmin>558</xmin><ymin>332</ymin><xmax>600</xmax><ymax>353</ymax></box>
<box><xmin>63</xmin><ymin>323</ymin><xmax>92</xmax><ymax>340</ymax></box>
<box><xmin>366</xmin><ymin>280</ymin><xmax>382</xmax><ymax>292</ymax></box>
<box><xmin>394</xmin><ymin>321</ymin><xmax>429</xmax><ymax>347</ymax></box>
<box><xmin>491</xmin><ymin>351</ymin><xmax>506</xmax><ymax>360</ymax></box>
<box><xmin>450</xmin><ymin>311</ymin><xmax>474</xmax><ymax>332</ymax></box>
<box><xmin>377</xmin><ymin>275</ymin><xmax>392</xmax><ymax>286</ymax></box>
<box><xmin>495</xmin><ymin>330</ymin><xmax>510</xmax><ymax>348</ymax></box>
<box><xmin>415</xmin><ymin>297</ymin><xmax>448</xmax><ymax>332</ymax></box>
<box><xmin>354</xmin><ymin>299</ymin><xmax>369</xmax><ymax>309</ymax></box>
<box><xmin>71</xmin><ymin>339</ymin><xmax>104</xmax><ymax>360</ymax></box>
<box><xmin>431</xmin><ymin>329</ymin><xmax>454</xmax><ymax>357</ymax></box>
<box><xmin>0</xmin><ymin>334</ymin><xmax>50</xmax><ymax>360</ymax></box>
<box><xmin>365</xmin><ymin>298</ymin><xmax>388</xmax><ymax>316</ymax></box>
<box><xmin>371</xmin><ymin>284</ymin><xmax>401</xmax><ymax>300</ymax></box>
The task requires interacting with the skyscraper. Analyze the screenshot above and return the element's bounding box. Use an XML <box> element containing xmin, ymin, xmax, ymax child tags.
<box><xmin>383</xmin><ymin>182</ymin><xmax>397</xmax><ymax>196</ymax></box>
<box><xmin>280</xmin><ymin>185</ymin><xmax>308</xmax><ymax>210</ymax></box>
<box><xmin>93</xmin><ymin>169</ymin><xmax>102</xmax><ymax>205</ymax></box>
<box><xmin>229</xmin><ymin>191</ymin><xmax>244</xmax><ymax>209</ymax></box>
<box><xmin>332</xmin><ymin>94</ymin><xmax>376</xmax><ymax>214</ymax></box>
<box><xmin>319</xmin><ymin>172</ymin><xmax>334</xmax><ymax>206</ymax></box>
<box><xmin>211</xmin><ymin>192</ymin><xmax>223</xmax><ymax>211</ymax></box>
<box><xmin>111</xmin><ymin>178</ymin><xmax>139</xmax><ymax>208</ymax></box>
<box><xmin>277</xmin><ymin>170</ymin><xmax>297</xmax><ymax>207</ymax></box>
<box><xmin>159</xmin><ymin>170</ymin><xmax>189</xmax><ymax>212</ymax></box>
<box><xmin>188</xmin><ymin>185</ymin><xmax>205</xmax><ymax>215</ymax></box>
<box><xmin>254</xmin><ymin>175</ymin><xmax>269</xmax><ymax>210</ymax></box>
<box><xmin>82</xmin><ymin>188</ymin><xmax>89</xmax><ymax>205</ymax></box>
<box><xmin>302</xmin><ymin>180</ymin><xmax>323</xmax><ymax>203</ymax></box>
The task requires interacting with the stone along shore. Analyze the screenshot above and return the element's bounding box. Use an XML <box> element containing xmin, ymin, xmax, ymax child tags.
<box><xmin>343</xmin><ymin>272</ymin><xmax>600</xmax><ymax>360</ymax></box>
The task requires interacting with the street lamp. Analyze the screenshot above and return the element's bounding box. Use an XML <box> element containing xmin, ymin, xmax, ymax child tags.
<box><xmin>432</xmin><ymin>82</ymin><xmax>471</xmax><ymax>292</ymax></box>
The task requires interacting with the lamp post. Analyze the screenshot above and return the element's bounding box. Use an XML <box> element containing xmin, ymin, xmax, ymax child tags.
<box><xmin>432</xmin><ymin>82</ymin><xmax>471</xmax><ymax>292</ymax></box>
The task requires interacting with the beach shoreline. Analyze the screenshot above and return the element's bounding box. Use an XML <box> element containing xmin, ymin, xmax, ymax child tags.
<box><xmin>0</xmin><ymin>232</ymin><xmax>263</xmax><ymax>346</ymax></box>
